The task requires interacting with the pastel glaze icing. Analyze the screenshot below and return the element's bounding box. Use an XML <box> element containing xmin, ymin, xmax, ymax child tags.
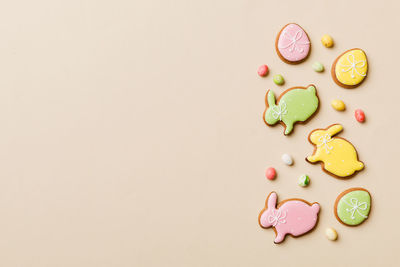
<box><xmin>307</xmin><ymin>124</ymin><xmax>364</xmax><ymax>177</ymax></box>
<box><xmin>277</xmin><ymin>23</ymin><xmax>310</xmax><ymax>62</ymax></box>
<box><xmin>336</xmin><ymin>189</ymin><xmax>371</xmax><ymax>226</ymax></box>
<box><xmin>264</xmin><ymin>85</ymin><xmax>319</xmax><ymax>135</ymax></box>
<box><xmin>259</xmin><ymin>192</ymin><xmax>320</xmax><ymax>244</ymax></box>
<box><xmin>335</xmin><ymin>49</ymin><xmax>368</xmax><ymax>86</ymax></box>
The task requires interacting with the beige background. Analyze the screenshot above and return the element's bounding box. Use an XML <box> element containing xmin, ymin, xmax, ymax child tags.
<box><xmin>0</xmin><ymin>0</ymin><xmax>398</xmax><ymax>266</ymax></box>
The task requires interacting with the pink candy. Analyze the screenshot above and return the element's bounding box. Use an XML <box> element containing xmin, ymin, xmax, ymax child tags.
<box><xmin>265</xmin><ymin>167</ymin><xmax>276</xmax><ymax>180</ymax></box>
<box><xmin>258</xmin><ymin>65</ymin><xmax>269</xmax><ymax>77</ymax></box>
<box><xmin>355</xmin><ymin>109</ymin><xmax>365</xmax><ymax>122</ymax></box>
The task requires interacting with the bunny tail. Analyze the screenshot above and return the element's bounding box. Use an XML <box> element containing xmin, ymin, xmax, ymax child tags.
<box><xmin>356</xmin><ymin>161</ymin><xmax>364</xmax><ymax>171</ymax></box>
<box><xmin>307</xmin><ymin>85</ymin><xmax>316</xmax><ymax>94</ymax></box>
<box><xmin>311</xmin><ymin>203</ymin><xmax>320</xmax><ymax>213</ymax></box>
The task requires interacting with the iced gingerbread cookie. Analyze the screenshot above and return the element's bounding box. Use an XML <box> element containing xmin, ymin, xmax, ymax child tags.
<box><xmin>258</xmin><ymin>192</ymin><xmax>320</xmax><ymax>244</ymax></box>
<box><xmin>306</xmin><ymin>124</ymin><xmax>364</xmax><ymax>178</ymax></box>
<box><xmin>276</xmin><ymin>23</ymin><xmax>311</xmax><ymax>64</ymax></box>
<box><xmin>263</xmin><ymin>85</ymin><xmax>319</xmax><ymax>135</ymax></box>
<box><xmin>334</xmin><ymin>188</ymin><xmax>371</xmax><ymax>226</ymax></box>
<box><xmin>331</xmin><ymin>48</ymin><xmax>368</xmax><ymax>88</ymax></box>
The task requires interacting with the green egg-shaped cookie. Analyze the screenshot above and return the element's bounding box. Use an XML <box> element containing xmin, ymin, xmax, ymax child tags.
<box><xmin>334</xmin><ymin>188</ymin><xmax>371</xmax><ymax>226</ymax></box>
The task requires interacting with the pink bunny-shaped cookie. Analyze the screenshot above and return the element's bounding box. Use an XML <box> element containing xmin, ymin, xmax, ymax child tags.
<box><xmin>258</xmin><ymin>192</ymin><xmax>320</xmax><ymax>243</ymax></box>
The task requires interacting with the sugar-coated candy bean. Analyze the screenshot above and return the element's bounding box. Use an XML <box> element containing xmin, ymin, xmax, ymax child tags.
<box><xmin>257</xmin><ymin>65</ymin><xmax>269</xmax><ymax>77</ymax></box>
<box><xmin>355</xmin><ymin>109</ymin><xmax>365</xmax><ymax>122</ymax></box>
<box><xmin>298</xmin><ymin>174</ymin><xmax>310</xmax><ymax>187</ymax></box>
<box><xmin>331</xmin><ymin>99</ymin><xmax>346</xmax><ymax>111</ymax></box>
<box><xmin>273</xmin><ymin>74</ymin><xmax>285</xmax><ymax>85</ymax></box>
<box><xmin>325</xmin><ymin>227</ymin><xmax>338</xmax><ymax>241</ymax></box>
<box><xmin>321</xmin><ymin>34</ymin><xmax>334</xmax><ymax>48</ymax></box>
<box><xmin>312</xmin><ymin>62</ymin><xmax>324</xmax><ymax>72</ymax></box>
<box><xmin>281</xmin><ymin>153</ymin><xmax>293</xmax><ymax>166</ymax></box>
<box><xmin>265</xmin><ymin>167</ymin><xmax>276</xmax><ymax>180</ymax></box>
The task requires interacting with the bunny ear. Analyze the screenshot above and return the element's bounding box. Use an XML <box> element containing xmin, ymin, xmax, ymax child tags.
<box><xmin>327</xmin><ymin>124</ymin><xmax>343</xmax><ymax>137</ymax></box>
<box><xmin>266</xmin><ymin>90</ymin><xmax>276</xmax><ymax>107</ymax></box>
<box><xmin>266</xmin><ymin>192</ymin><xmax>277</xmax><ymax>209</ymax></box>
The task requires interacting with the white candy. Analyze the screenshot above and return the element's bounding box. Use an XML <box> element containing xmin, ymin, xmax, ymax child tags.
<box><xmin>281</xmin><ymin>153</ymin><xmax>293</xmax><ymax>166</ymax></box>
<box><xmin>325</xmin><ymin>227</ymin><xmax>338</xmax><ymax>241</ymax></box>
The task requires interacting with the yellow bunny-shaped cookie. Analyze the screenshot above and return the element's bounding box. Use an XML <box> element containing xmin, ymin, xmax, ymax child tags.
<box><xmin>306</xmin><ymin>124</ymin><xmax>364</xmax><ymax>178</ymax></box>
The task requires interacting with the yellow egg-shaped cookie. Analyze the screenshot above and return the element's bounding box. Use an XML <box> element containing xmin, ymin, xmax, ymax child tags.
<box><xmin>332</xmin><ymin>49</ymin><xmax>368</xmax><ymax>88</ymax></box>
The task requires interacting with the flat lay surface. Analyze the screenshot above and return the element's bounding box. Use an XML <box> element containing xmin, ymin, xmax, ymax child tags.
<box><xmin>0</xmin><ymin>0</ymin><xmax>398</xmax><ymax>266</ymax></box>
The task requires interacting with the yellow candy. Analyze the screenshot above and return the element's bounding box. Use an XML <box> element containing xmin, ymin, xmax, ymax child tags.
<box><xmin>331</xmin><ymin>99</ymin><xmax>345</xmax><ymax>111</ymax></box>
<box><xmin>325</xmin><ymin>227</ymin><xmax>338</xmax><ymax>241</ymax></box>
<box><xmin>321</xmin><ymin>34</ymin><xmax>333</xmax><ymax>48</ymax></box>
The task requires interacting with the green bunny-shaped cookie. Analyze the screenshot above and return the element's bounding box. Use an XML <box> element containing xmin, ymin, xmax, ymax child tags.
<box><xmin>263</xmin><ymin>85</ymin><xmax>319</xmax><ymax>135</ymax></box>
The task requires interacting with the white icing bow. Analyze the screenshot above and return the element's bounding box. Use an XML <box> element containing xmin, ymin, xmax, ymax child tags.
<box><xmin>271</xmin><ymin>101</ymin><xmax>287</xmax><ymax>121</ymax></box>
<box><xmin>278</xmin><ymin>30</ymin><xmax>310</xmax><ymax>53</ymax></box>
<box><xmin>267</xmin><ymin>210</ymin><xmax>287</xmax><ymax>227</ymax></box>
<box><xmin>340</xmin><ymin>53</ymin><xmax>367</xmax><ymax>78</ymax></box>
<box><xmin>317</xmin><ymin>134</ymin><xmax>334</xmax><ymax>154</ymax></box>
<box><xmin>343</xmin><ymin>198</ymin><xmax>368</xmax><ymax>220</ymax></box>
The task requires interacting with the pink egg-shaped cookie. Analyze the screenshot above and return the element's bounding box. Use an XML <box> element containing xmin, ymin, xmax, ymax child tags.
<box><xmin>276</xmin><ymin>23</ymin><xmax>311</xmax><ymax>64</ymax></box>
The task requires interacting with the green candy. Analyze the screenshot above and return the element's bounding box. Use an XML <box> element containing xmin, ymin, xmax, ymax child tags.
<box><xmin>336</xmin><ymin>189</ymin><xmax>371</xmax><ymax>226</ymax></box>
<box><xmin>298</xmin><ymin>174</ymin><xmax>310</xmax><ymax>187</ymax></box>
<box><xmin>312</xmin><ymin>62</ymin><xmax>324</xmax><ymax>72</ymax></box>
<box><xmin>264</xmin><ymin>85</ymin><xmax>319</xmax><ymax>135</ymax></box>
<box><xmin>273</xmin><ymin>74</ymin><xmax>285</xmax><ymax>85</ymax></box>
